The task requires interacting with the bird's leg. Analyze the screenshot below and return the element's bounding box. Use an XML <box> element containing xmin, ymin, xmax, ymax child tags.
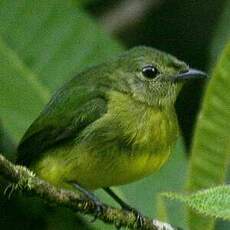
<box><xmin>73</xmin><ymin>183</ymin><xmax>105</xmax><ymax>222</ymax></box>
<box><xmin>103</xmin><ymin>187</ymin><xmax>144</xmax><ymax>227</ymax></box>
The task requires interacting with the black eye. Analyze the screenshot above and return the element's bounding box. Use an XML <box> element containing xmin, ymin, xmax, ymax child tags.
<box><xmin>142</xmin><ymin>65</ymin><xmax>159</xmax><ymax>79</ymax></box>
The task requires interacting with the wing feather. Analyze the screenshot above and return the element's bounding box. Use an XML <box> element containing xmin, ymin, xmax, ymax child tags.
<box><xmin>17</xmin><ymin>75</ymin><xmax>107</xmax><ymax>166</ymax></box>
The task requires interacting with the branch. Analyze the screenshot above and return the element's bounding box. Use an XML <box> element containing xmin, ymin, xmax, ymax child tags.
<box><xmin>99</xmin><ymin>0</ymin><xmax>163</xmax><ymax>35</ymax></box>
<box><xmin>0</xmin><ymin>154</ymin><xmax>179</xmax><ymax>230</ymax></box>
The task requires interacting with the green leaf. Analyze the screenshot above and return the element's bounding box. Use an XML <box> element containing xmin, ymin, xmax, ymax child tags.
<box><xmin>73</xmin><ymin>0</ymin><xmax>100</xmax><ymax>6</ymax></box>
<box><xmin>186</xmin><ymin>42</ymin><xmax>230</xmax><ymax>230</ymax></box>
<box><xmin>210</xmin><ymin>1</ymin><xmax>230</xmax><ymax>65</ymax></box>
<box><xmin>0</xmin><ymin>0</ymin><xmax>122</xmax><ymax>143</ymax></box>
<box><xmin>162</xmin><ymin>185</ymin><xmax>230</xmax><ymax>221</ymax></box>
<box><xmin>156</xmin><ymin>193</ymin><xmax>169</xmax><ymax>222</ymax></box>
<box><xmin>0</xmin><ymin>121</ymin><xmax>16</xmax><ymax>160</ymax></box>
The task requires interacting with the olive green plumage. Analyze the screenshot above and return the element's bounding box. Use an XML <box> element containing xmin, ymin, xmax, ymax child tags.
<box><xmin>17</xmin><ymin>46</ymin><xmax>205</xmax><ymax>190</ymax></box>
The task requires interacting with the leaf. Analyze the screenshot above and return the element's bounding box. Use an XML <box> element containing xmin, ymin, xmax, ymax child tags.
<box><xmin>210</xmin><ymin>0</ymin><xmax>230</xmax><ymax>65</ymax></box>
<box><xmin>0</xmin><ymin>0</ymin><xmax>122</xmax><ymax>143</ymax></box>
<box><xmin>0</xmin><ymin>121</ymin><xmax>16</xmax><ymax>160</ymax></box>
<box><xmin>74</xmin><ymin>0</ymin><xmax>100</xmax><ymax>6</ymax></box>
<box><xmin>162</xmin><ymin>185</ymin><xmax>230</xmax><ymax>221</ymax></box>
<box><xmin>186</xmin><ymin>42</ymin><xmax>230</xmax><ymax>230</ymax></box>
<box><xmin>156</xmin><ymin>193</ymin><xmax>169</xmax><ymax>222</ymax></box>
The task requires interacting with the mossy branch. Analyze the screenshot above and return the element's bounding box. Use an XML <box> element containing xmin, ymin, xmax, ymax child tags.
<box><xmin>0</xmin><ymin>153</ymin><xmax>179</xmax><ymax>230</ymax></box>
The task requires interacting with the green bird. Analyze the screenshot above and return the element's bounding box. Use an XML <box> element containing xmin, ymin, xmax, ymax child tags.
<box><xmin>17</xmin><ymin>46</ymin><xmax>206</xmax><ymax>220</ymax></box>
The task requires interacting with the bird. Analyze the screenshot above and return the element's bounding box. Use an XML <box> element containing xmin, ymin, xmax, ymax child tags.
<box><xmin>17</xmin><ymin>46</ymin><xmax>206</xmax><ymax>223</ymax></box>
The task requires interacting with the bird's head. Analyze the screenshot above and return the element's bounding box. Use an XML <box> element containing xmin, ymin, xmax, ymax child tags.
<box><xmin>109</xmin><ymin>46</ymin><xmax>206</xmax><ymax>107</ymax></box>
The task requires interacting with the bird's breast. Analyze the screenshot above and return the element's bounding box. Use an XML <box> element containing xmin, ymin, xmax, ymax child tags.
<box><xmin>95</xmin><ymin>91</ymin><xmax>179</xmax><ymax>185</ymax></box>
<box><xmin>107</xmin><ymin>91</ymin><xmax>179</xmax><ymax>153</ymax></box>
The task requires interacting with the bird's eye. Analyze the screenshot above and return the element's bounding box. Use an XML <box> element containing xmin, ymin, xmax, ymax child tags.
<box><xmin>142</xmin><ymin>65</ymin><xmax>159</xmax><ymax>79</ymax></box>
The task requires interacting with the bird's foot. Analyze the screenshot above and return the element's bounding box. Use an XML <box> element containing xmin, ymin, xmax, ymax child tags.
<box><xmin>122</xmin><ymin>204</ymin><xmax>145</xmax><ymax>228</ymax></box>
<box><xmin>89</xmin><ymin>198</ymin><xmax>106</xmax><ymax>223</ymax></box>
<box><xmin>103</xmin><ymin>187</ymin><xmax>144</xmax><ymax>228</ymax></box>
<box><xmin>73</xmin><ymin>183</ymin><xmax>105</xmax><ymax>222</ymax></box>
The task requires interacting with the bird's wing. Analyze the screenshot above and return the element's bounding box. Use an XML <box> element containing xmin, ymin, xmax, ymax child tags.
<box><xmin>17</xmin><ymin>76</ymin><xmax>107</xmax><ymax>166</ymax></box>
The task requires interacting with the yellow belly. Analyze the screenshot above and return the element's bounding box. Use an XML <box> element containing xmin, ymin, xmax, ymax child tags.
<box><xmin>32</xmin><ymin>145</ymin><xmax>171</xmax><ymax>190</ymax></box>
<box><xmin>70</xmin><ymin>150</ymin><xmax>171</xmax><ymax>190</ymax></box>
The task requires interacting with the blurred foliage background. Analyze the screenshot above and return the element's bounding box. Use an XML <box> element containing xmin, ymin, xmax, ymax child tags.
<box><xmin>0</xmin><ymin>0</ymin><xmax>229</xmax><ymax>229</ymax></box>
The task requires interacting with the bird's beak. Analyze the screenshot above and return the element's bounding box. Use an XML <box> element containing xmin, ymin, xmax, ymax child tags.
<box><xmin>173</xmin><ymin>68</ymin><xmax>207</xmax><ymax>82</ymax></box>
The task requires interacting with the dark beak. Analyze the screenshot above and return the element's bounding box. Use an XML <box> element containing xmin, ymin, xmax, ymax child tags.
<box><xmin>173</xmin><ymin>68</ymin><xmax>207</xmax><ymax>82</ymax></box>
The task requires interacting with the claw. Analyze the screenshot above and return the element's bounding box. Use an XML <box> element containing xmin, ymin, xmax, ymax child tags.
<box><xmin>123</xmin><ymin>206</ymin><xmax>145</xmax><ymax>228</ymax></box>
<box><xmin>131</xmin><ymin>208</ymin><xmax>144</xmax><ymax>228</ymax></box>
<box><xmin>136</xmin><ymin>212</ymin><xmax>144</xmax><ymax>228</ymax></box>
<box><xmin>73</xmin><ymin>183</ymin><xmax>105</xmax><ymax>222</ymax></box>
<box><xmin>90</xmin><ymin>199</ymin><xmax>106</xmax><ymax>222</ymax></box>
<box><xmin>103</xmin><ymin>187</ymin><xmax>144</xmax><ymax>227</ymax></box>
